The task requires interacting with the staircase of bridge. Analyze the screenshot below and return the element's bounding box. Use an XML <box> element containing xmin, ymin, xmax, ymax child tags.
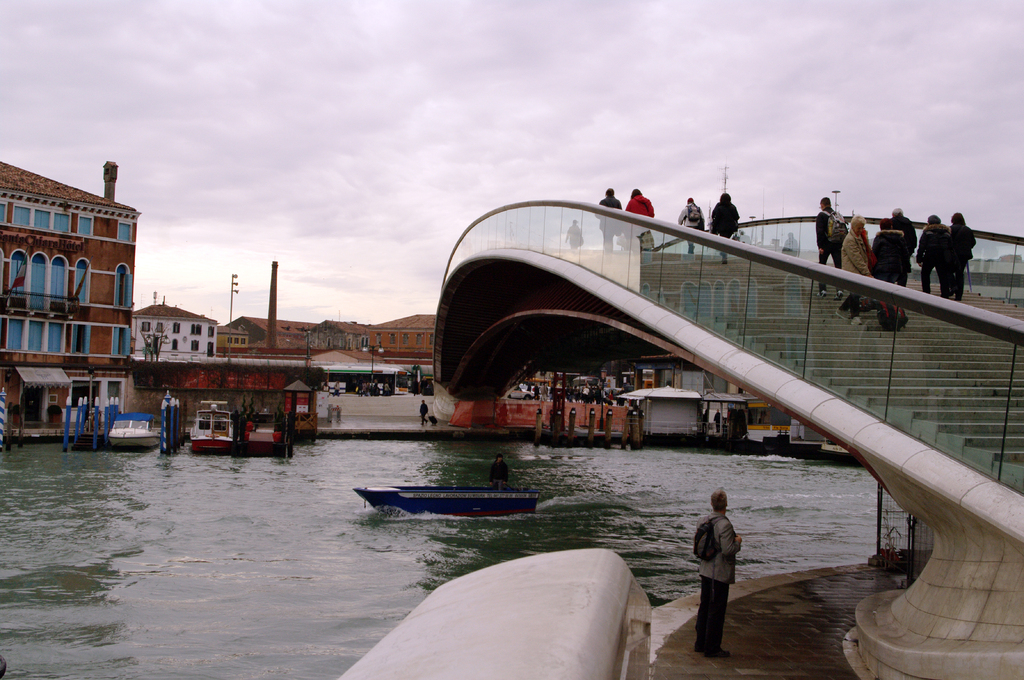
<box><xmin>444</xmin><ymin>201</ymin><xmax>1024</xmax><ymax>498</ymax></box>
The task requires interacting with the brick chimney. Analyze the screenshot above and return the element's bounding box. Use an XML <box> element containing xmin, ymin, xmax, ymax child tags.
<box><xmin>266</xmin><ymin>261</ymin><xmax>278</xmax><ymax>349</ymax></box>
<box><xmin>103</xmin><ymin>161</ymin><xmax>118</xmax><ymax>201</ymax></box>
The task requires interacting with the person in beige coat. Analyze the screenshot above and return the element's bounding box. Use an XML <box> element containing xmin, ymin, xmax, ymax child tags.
<box><xmin>840</xmin><ymin>215</ymin><xmax>873</xmax><ymax>324</ymax></box>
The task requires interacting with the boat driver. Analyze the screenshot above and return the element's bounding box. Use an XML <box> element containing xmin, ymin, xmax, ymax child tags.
<box><xmin>489</xmin><ymin>453</ymin><xmax>509</xmax><ymax>490</ymax></box>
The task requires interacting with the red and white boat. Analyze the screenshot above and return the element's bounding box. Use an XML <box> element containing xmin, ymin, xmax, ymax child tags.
<box><xmin>189</xmin><ymin>401</ymin><xmax>233</xmax><ymax>454</ymax></box>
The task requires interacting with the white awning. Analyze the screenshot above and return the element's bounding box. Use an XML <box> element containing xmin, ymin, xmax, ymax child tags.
<box><xmin>16</xmin><ymin>367</ymin><xmax>72</xmax><ymax>388</ymax></box>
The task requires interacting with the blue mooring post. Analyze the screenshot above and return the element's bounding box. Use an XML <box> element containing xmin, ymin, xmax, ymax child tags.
<box><xmin>171</xmin><ymin>398</ymin><xmax>178</xmax><ymax>452</ymax></box>
<box><xmin>0</xmin><ymin>389</ymin><xmax>6</xmax><ymax>452</ymax></box>
<box><xmin>63</xmin><ymin>396</ymin><xmax>72</xmax><ymax>451</ymax></box>
<box><xmin>160</xmin><ymin>392</ymin><xmax>170</xmax><ymax>454</ymax></box>
<box><xmin>92</xmin><ymin>397</ymin><xmax>99</xmax><ymax>451</ymax></box>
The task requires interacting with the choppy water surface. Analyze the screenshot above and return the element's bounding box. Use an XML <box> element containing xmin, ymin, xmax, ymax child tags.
<box><xmin>0</xmin><ymin>439</ymin><xmax>877</xmax><ymax>679</ymax></box>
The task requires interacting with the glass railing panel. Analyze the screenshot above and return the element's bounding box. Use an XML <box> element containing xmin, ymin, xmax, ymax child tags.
<box><xmin>502</xmin><ymin>207</ymin><xmax>527</xmax><ymax>250</ymax></box>
<box><xmin>803</xmin><ymin>280</ymin><xmax>893</xmax><ymax>421</ymax></box>
<box><xmin>742</xmin><ymin>261</ymin><xmax>809</xmax><ymax>375</ymax></box>
<box><xmin>541</xmin><ymin>206</ymin><xmax>564</xmax><ymax>258</ymax></box>
<box><xmin>961</xmin><ymin>239</ymin><xmax>1024</xmax><ymax>305</ymax></box>
<box><xmin>886</xmin><ymin>310</ymin><xmax>1014</xmax><ymax>480</ymax></box>
<box><xmin>693</xmin><ymin>248</ymin><xmax>747</xmax><ymax>340</ymax></box>
<box><xmin>637</xmin><ymin>228</ymin><xmax>667</xmax><ymax>303</ymax></box>
<box><xmin>528</xmin><ymin>205</ymin><xmax>546</xmax><ymax>253</ymax></box>
<box><xmin>656</xmin><ymin>234</ymin><xmax>699</xmax><ymax>315</ymax></box>
<box><xmin>1000</xmin><ymin>347</ymin><xmax>1024</xmax><ymax>493</ymax></box>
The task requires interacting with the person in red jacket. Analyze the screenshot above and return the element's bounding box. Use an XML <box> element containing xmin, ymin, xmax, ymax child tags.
<box><xmin>625</xmin><ymin>189</ymin><xmax>654</xmax><ymax>217</ymax></box>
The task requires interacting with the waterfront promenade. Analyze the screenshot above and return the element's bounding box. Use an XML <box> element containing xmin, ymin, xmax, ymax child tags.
<box><xmin>652</xmin><ymin>565</ymin><xmax>905</xmax><ymax>679</ymax></box>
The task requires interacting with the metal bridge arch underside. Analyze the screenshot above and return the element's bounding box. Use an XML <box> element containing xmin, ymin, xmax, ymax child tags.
<box><xmin>436</xmin><ymin>257</ymin><xmax>692</xmax><ymax>397</ymax></box>
<box><xmin>436</xmin><ymin>249</ymin><xmax>1024</xmax><ymax>680</ymax></box>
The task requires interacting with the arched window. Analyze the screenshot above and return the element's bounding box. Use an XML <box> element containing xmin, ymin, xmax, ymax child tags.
<box><xmin>9</xmin><ymin>251</ymin><xmax>26</xmax><ymax>290</ymax></box>
<box><xmin>74</xmin><ymin>259</ymin><xmax>90</xmax><ymax>303</ymax></box>
<box><xmin>30</xmin><ymin>253</ymin><xmax>47</xmax><ymax>309</ymax></box>
<box><xmin>114</xmin><ymin>264</ymin><xmax>131</xmax><ymax>307</ymax></box>
<box><xmin>51</xmin><ymin>257</ymin><xmax>67</xmax><ymax>298</ymax></box>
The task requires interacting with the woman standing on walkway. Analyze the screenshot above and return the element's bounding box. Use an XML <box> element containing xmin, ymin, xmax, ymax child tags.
<box><xmin>916</xmin><ymin>215</ymin><xmax>958</xmax><ymax>299</ymax></box>
<box><xmin>950</xmin><ymin>212</ymin><xmax>976</xmax><ymax>301</ymax></box>
<box><xmin>840</xmin><ymin>215</ymin><xmax>874</xmax><ymax>324</ymax></box>
<box><xmin>872</xmin><ymin>217</ymin><xmax>910</xmax><ymax>285</ymax></box>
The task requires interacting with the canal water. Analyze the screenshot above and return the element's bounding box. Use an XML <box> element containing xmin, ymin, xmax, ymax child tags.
<box><xmin>0</xmin><ymin>439</ymin><xmax>877</xmax><ymax>679</ymax></box>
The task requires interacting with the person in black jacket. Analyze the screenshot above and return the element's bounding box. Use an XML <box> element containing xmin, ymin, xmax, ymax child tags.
<box><xmin>891</xmin><ymin>208</ymin><xmax>917</xmax><ymax>287</ymax></box>
<box><xmin>710</xmin><ymin>193</ymin><xmax>739</xmax><ymax>264</ymax></box>
<box><xmin>872</xmin><ymin>218</ymin><xmax>910</xmax><ymax>285</ymax></box>
<box><xmin>599</xmin><ymin>188</ymin><xmax>623</xmax><ymax>252</ymax></box>
<box><xmin>815</xmin><ymin>197</ymin><xmax>844</xmax><ymax>299</ymax></box>
<box><xmin>916</xmin><ymin>215</ymin><xmax>958</xmax><ymax>299</ymax></box>
<box><xmin>950</xmin><ymin>212</ymin><xmax>976</xmax><ymax>301</ymax></box>
<box><xmin>489</xmin><ymin>453</ymin><xmax>509</xmax><ymax>489</ymax></box>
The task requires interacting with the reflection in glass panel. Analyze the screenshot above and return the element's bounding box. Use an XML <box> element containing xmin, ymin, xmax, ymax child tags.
<box><xmin>528</xmin><ymin>206</ymin><xmax>545</xmax><ymax>253</ymax></box>
<box><xmin>1001</xmin><ymin>347</ymin><xmax>1024</xmax><ymax>493</ymax></box>
<box><xmin>561</xmin><ymin>208</ymin><xmax>584</xmax><ymax>266</ymax></box>
<box><xmin>637</xmin><ymin>228</ymin><xmax>665</xmax><ymax>303</ymax></box>
<box><xmin>742</xmin><ymin>262</ymin><xmax>808</xmax><ymax>374</ymax></box>
<box><xmin>542</xmin><ymin>206</ymin><xmax>562</xmax><ymax>258</ymax></box>
<box><xmin>579</xmin><ymin>210</ymin><xmax>606</xmax><ymax>278</ymax></box>
<box><xmin>510</xmin><ymin>207</ymin><xmax>530</xmax><ymax>250</ymax></box>
<box><xmin>887</xmin><ymin>309</ymin><xmax>1014</xmax><ymax>480</ymax></box>
<box><xmin>657</xmin><ymin>234</ymin><xmax>695</xmax><ymax>314</ymax></box>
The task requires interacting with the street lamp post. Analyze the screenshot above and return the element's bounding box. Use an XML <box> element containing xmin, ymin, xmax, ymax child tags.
<box><xmin>832</xmin><ymin>190</ymin><xmax>841</xmax><ymax>213</ymax></box>
<box><xmin>365</xmin><ymin>343</ymin><xmax>384</xmax><ymax>394</ymax></box>
<box><xmin>227</xmin><ymin>274</ymin><xmax>238</xmax><ymax>362</ymax></box>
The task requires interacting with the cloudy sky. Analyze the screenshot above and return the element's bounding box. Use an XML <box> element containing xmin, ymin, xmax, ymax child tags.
<box><xmin>3</xmin><ymin>1</ymin><xmax>1022</xmax><ymax>326</ymax></box>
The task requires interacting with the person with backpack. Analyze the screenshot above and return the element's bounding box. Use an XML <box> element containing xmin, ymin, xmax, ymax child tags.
<box><xmin>693</xmin><ymin>488</ymin><xmax>742</xmax><ymax>659</ymax></box>
<box><xmin>710</xmin><ymin>193</ymin><xmax>740</xmax><ymax>264</ymax></box>
<box><xmin>815</xmin><ymin>196</ymin><xmax>845</xmax><ymax>299</ymax></box>
<box><xmin>916</xmin><ymin>215</ymin><xmax>958</xmax><ymax>299</ymax></box>
<box><xmin>678</xmin><ymin>197</ymin><xmax>705</xmax><ymax>254</ymax></box>
<box><xmin>950</xmin><ymin>212</ymin><xmax>976</xmax><ymax>301</ymax></box>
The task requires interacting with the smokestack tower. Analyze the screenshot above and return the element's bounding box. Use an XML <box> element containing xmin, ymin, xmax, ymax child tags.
<box><xmin>103</xmin><ymin>161</ymin><xmax>118</xmax><ymax>201</ymax></box>
<box><xmin>267</xmin><ymin>261</ymin><xmax>279</xmax><ymax>349</ymax></box>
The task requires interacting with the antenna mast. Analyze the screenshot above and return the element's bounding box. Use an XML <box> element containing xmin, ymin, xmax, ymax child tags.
<box><xmin>719</xmin><ymin>165</ymin><xmax>729</xmax><ymax>194</ymax></box>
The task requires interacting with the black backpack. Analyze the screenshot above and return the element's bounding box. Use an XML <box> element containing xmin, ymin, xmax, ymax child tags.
<box><xmin>693</xmin><ymin>517</ymin><xmax>719</xmax><ymax>561</ymax></box>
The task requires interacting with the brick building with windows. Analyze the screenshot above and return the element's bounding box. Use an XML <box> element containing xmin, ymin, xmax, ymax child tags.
<box><xmin>367</xmin><ymin>314</ymin><xmax>435</xmax><ymax>363</ymax></box>
<box><xmin>133</xmin><ymin>303</ymin><xmax>217</xmax><ymax>361</ymax></box>
<box><xmin>0</xmin><ymin>161</ymin><xmax>137</xmax><ymax>424</ymax></box>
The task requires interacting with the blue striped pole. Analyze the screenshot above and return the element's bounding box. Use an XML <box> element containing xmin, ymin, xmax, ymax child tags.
<box><xmin>63</xmin><ymin>396</ymin><xmax>71</xmax><ymax>451</ymax></box>
<box><xmin>0</xmin><ymin>389</ymin><xmax>6</xmax><ymax>452</ymax></box>
<box><xmin>92</xmin><ymin>397</ymin><xmax>99</xmax><ymax>450</ymax></box>
<box><xmin>160</xmin><ymin>392</ymin><xmax>170</xmax><ymax>453</ymax></box>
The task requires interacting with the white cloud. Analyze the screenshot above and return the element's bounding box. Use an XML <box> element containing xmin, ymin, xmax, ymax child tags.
<box><xmin>3</xmin><ymin>0</ymin><xmax>1022</xmax><ymax>325</ymax></box>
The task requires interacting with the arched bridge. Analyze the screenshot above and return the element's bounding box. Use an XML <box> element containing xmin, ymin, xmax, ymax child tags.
<box><xmin>434</xmin><ymin>200</ymin><xmax>1024</xmax><ymax>680</ymax></box>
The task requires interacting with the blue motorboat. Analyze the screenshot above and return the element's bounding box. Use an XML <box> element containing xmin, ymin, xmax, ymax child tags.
<box><xmin>353</xmin><ymin>486</ymin><xmax>540</xmax><ymax>516</ymax></box>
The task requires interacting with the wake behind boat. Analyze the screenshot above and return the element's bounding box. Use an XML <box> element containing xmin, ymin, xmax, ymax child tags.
<box><xmin>354</xmin><ymin>486</ymin><xmax>540</xmax><ymax>516</ymax></box>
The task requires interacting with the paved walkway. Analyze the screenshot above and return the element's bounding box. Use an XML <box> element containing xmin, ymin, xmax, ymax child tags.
<box><xmin>652</xmin><ymin>564</ymin><xmax>905</xmax><ymax>679</ymax></box>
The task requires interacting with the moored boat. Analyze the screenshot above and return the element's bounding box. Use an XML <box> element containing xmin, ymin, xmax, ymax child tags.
<box><xmin>354</xmin><ymin>486</ymin><xmax>540</xmax><ymax>516</ymax></box>
<box><xmin>189</xmin><ymin>401</ymin><xmax>233</xmax><ymax>454</ymax></box>
<box><xmin>108</xmin><ymin>412</ymin><xmax>158</xmax><ymax>449</ymax></box>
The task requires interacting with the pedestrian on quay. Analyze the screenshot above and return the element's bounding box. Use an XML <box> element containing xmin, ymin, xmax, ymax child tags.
<box><xmin>489</xmin><ymin>453</ymin><xmax>509</xmax><ymax>490</ymax></box>
<box><xmin>694</xmin><ymin>488</ymin><xmax>742</xmax><ymax>658</ymax></box>
<box><xmin>839</xmin><ymin>215</ymin><xmax>875</xmax><ymax>325</ymax></box>
<box><xmin>815</xmin><ymin>196</ymin><xmax>845</xmax><ymax>298</ymax></box>
<box><xmin>916</xmin><ymin>215</ymin><xmax>958</xmax><ymax>299</ymax></box>
<box><xmin>710</xmin><ymin>193</ymin><xmax>740</xmax><ymax>264</ymax></box>
<box><xmin>891</xmin><ymin>208</ymin><xmax>917</xmax><ymax>287</ymax></box>
<box><xmin>419</xmin><ymin>399</ymin><xmax>429</xmax><ymax>425</ymax></box>
<box><xmin>950</xmin><ymin>212</ymin><xmax>976</xmax><ymax>301</ymax></box>
<box><xmin>599</xmin><ymin>188</ymin><xmax>623</xmax><ymax>252</ymax></box>
<box><xmin>872</xmin><ymin>217</ymin><xmax>910</xmax><ymax>286</ymax></box>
